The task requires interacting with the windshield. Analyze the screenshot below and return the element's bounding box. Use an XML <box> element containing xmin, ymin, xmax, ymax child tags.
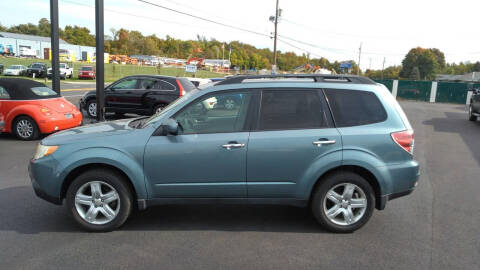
<box><xmin>10</xmin><ymin>65</ymin><xmax>22</xmax><ymax>69</ymax></box>
<box><xmin>81</xmin><ymin>66</ymin><xmax>93</xmax><ymax>71</ymax></box>
<box><xmin>31</xmin><ymin>64</ymin><xmax>44</xmax><ymax>69</ymax></box>
<box><xmin>60</xmin><ymin>64</ymin><xmax>66</xmax><ymax>68</ymax></box>
<box><xmin>142</xmin><ymin>89</ymin><xmax>198</xmax><ymax>127</ymax></box>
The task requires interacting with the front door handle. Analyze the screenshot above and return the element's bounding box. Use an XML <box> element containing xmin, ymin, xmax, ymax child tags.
<box><xmin>222</xmin><ymin>143</ymin><xmax>245</xmax><ymax>150</ymax></box>
<box><xmin>313</xmin><ymin>139</ymin><xmax>336</xmax><ymax>146</ymax></box>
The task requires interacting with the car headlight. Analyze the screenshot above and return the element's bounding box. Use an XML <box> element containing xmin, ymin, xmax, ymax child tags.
<box><xmin>33</xmin><ymin>144</ymin><xmax>58</xmax><ymax>160</ymax></box>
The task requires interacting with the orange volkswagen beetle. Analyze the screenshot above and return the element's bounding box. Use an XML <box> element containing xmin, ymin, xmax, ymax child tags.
<box><xmin>0</xmin><ymin>78</ymin><xmax>82</xmax><ymax>140</ymax></box>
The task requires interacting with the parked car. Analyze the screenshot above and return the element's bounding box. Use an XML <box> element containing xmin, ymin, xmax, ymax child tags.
<box><xmin>78</xmin><ymin>66</ymin><xmax>95</xmax><ymax>80</ymax></box>
<box><xmin>27</xmin><ymin>63</ymin><xmax>48</xmax><ymax>78</ymax></box>
<box><xmin>469</xmin><ymin>88</ymin><xmax>480</xmax><ymax>121</ymax></box>
<box><xmin>29</xmin><ymin>74</ymin><xmax>419</xmax><ymax>232</ymax></box>
<box><xmin>3</xmin><ymin>65</ymin><xmax>27</xmax><ymax>76</ymax></box>
<box><xmin>0</xmin><ymin>78</ymin><xmax>82</xmax><ymax>140</ymax></box>
<box><xmin>47</xmin><ymin>63</ymin><xmax>73</xmax><ymax>79</ymax></box>
<box><xmin>79</xmin><ymin>75</ymin><xmax>196</xmax><ymax>118</ymax></box>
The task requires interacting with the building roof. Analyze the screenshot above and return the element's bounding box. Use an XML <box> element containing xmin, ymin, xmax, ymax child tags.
<box><xmin>436</xmin><ymin>72</ymin><xmax>480</xmax><ymax>82</ymax></box>
<box><xmin>0</xmin><ymin>32</ymin><xmax>69</xmax><ymax>44</ymax></box>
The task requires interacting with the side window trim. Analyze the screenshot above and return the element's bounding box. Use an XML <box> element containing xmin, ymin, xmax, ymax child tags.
<box><xmin>253</xmin><ymin>88</ymin><xmax>332</xmax><ymax>132</ymax></box>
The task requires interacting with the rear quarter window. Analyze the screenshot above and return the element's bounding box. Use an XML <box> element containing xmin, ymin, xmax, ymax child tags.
<box><xmin>324</xmin><ymin>89</ymin><xmax>387</xmax><ymax>127</ymax></box>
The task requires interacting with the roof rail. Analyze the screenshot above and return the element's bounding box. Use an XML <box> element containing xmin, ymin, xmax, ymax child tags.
<box><xmin>215</xmin><ymin>74</ymin><xmax>376</xmax><ymax>85</ymax></box>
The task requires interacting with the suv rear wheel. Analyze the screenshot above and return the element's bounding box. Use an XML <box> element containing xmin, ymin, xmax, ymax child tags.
<box><xmin>66</xmin><ymin>168</ymin><xmax>133</xmax><ymax>232</ymax></box>
<box><xmin>311</xmin><ymin>171</ymin><xmax>375</xmax><ymax>233</ymax></box>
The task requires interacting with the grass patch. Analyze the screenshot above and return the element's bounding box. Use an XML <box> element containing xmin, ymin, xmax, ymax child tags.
<box><xmin>0</xmin><ymin>56</ymin><xmax>225</xmax><ymax>82</ymax></box>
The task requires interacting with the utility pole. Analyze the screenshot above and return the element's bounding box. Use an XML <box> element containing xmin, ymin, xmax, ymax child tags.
<box><xmin>49</xmin><ymin>0</ymin><xmax>60</xmax><ymax>94</ymax></box>
<box><xmin>357</xmin><ymin>42</ymin><xmax>362</xmax><ymax>75</ymax></box>
<box><xmin>381</xmin><ymin>57</ymin><xmax>386</xmax><ymax>80</ymax></box>
<box><xmin>272</xmin><ymin>0</ymin><xmax>279</xmax><ymax>74</ymax></box>
<box><xmin>222</xmin><ymin>43</ymin><xmax>224</xmax><ymax>70</ymax></box>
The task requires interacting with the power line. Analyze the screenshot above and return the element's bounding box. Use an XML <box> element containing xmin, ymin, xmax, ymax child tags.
<box><xmin>138</xmin><ymin>0</ymin><xmax>270</xmax><ymax>38</ymax></box>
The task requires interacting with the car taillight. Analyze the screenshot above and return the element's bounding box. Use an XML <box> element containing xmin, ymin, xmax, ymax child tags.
<box><xmin>40</xmin><ymin>107</ymin><xmax>52</xmax><ymax>116</ymax></box>
<box><xmin>177</xmin><ymin>79</ymin><xmax>185</xmax><ymax>96</ymax></box>
<box><xmin>391</xmin><ymin>130</ymin><xmax>414</xmax><ymax>154</ymax></box>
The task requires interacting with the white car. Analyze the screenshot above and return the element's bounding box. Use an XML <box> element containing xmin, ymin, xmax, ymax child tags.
<box><xmin>47</xmin><ymin>63</ymin><xmax>73</xmax><ymax>79</ymax></box>
<box><xmin>3</xmin><ymin>65</ymin><xmax>27</xmax><ymax>76</ymax></box>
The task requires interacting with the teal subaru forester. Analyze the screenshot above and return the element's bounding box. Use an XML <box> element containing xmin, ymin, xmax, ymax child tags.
<box><xmin>29</xmin><ymin>74</ymin><xmax>419</xmax><ymax>233</ymax></box>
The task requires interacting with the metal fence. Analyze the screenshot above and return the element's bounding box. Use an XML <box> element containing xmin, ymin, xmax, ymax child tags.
<box><xmin>374</xmin><ymin>79</ymin><xmax>476</xmax><ymax>104</ymax></box>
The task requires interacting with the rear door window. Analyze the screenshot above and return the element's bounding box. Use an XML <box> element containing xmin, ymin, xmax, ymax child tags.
<box><xmin>257</xmin><ymin>90</ymin><xmax>328</xmax><ymax>130</ymax></box>
<box><xmin>324</xmin><ymin>89</ymin><xmax>387</xmax><ymax>127</ymax></box>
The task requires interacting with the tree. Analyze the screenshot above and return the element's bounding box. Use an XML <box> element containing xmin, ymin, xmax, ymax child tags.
<box><xmin>400</xmin><ymin>47</ymin><xmax>443</xmax><ymax>80</ymax></box>
<box><xmin>410</xmin><ymin>66</ymin><xmax>420</xmax><ymax>80</ymax></box>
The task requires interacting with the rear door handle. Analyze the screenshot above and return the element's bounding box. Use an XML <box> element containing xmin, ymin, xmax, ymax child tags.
<box><xmin>313</xmin><ymin>139</ymin><xmax>336</xmax><ymax>146</ymax></box>
<box><xmin>222</xmin><ymin>143</ymin><xmax>245</xmax><ymax>150</ymax></box>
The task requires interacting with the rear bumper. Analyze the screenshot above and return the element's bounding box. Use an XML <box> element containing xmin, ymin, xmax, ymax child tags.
<box><xmin>78</xmin><ymin>74</ymin><xmax>95</xmax><ymax>79</ymax></box>
<box><xmin>38</xmin><ymin>112</ymin><xmax>83</xmax><ymax>133</ymax></box>
<box><xmin>377</xmin><ymin>159</ymin><xmax>420</xmax><ymax>210</ymax></box>
<box><xmin>378</xmin><ymin>188</ymin><xmax>415</xmax><ymax>210</ymax></box>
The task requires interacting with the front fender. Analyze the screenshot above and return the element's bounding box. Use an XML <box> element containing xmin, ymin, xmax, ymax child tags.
<box><xmin>55</xmin><ymin>147</ymin><xmax>148</xmax><ymax>199</ymax></box>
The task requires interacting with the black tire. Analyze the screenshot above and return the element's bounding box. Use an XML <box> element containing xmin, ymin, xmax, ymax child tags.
<box><xmin>311</xmin><ymin>171</ymin><xmax>375</xmax><ymax>233</ymax></box>
<box><xmin>86</xmin><ymin>99</ymin><xmax>97</xmax><ymax>118</ymax></box>
<box><xmin>468</xmin><ymin>104</ymin><xmax>477</xmax><ymax>121</ymax></box>
<box><xmin>65</xmin><ymin>168</ymin><xmax>133</xmax><ymax>232</ymax></box>
<box><xmin>152</xmin><ymin>104</ymin><xmax>166</xmax><ymax>115</ymax></box>
<box><xmin>13</xmin><ymin>116</ymin><xmax>40</xmax><ymax>140</ymax></box>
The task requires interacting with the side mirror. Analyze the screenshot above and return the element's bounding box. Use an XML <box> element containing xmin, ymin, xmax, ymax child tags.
<box><xmin>162</xmin><ymin>118</ymin><xmax>179</xmax><ymax>136</ymax></box>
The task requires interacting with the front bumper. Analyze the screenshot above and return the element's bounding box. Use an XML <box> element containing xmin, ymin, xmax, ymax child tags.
<box><xmin>29</xmin><ymin>157</ymin><xmax>62</xmax><ymax>205</ymax></box>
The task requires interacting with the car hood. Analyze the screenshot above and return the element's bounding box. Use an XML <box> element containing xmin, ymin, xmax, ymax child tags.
<box><xmin>5</xmin><ymin>69</ymin><xmax>19</xmax><ymax>72</ymax></box>
<box><xmin>42</xmin><ymin>118</ymin><xmax>135</xmax><ymax>145</ymax></box>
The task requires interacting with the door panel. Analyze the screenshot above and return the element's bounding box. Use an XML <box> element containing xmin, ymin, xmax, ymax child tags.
<box><xmin>144</xmin><ymin>133</ymin><xmax>249</xmax><ymax>198</ymax></box>
<box><xmin>105</xmin><ymin>78</ymin><xmax>140</xmax><ymax>109</ymax></box>
<box><xmin>247</xmin><ymin>129</ymin><xmax>342</xmax><ymax>197</ymax></box>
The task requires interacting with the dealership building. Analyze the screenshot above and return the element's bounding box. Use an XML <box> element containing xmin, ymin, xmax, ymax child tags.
<box><xmin>0</xmin><ymin>31</ymin><xmax>96</xmax><ymax>61</ymax></box>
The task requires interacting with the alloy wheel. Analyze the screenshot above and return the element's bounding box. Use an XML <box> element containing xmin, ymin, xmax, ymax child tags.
<box><xmin>16</xmin><ymin>119</ymin><xmax>33</xmax><ymax>139</ymax></box>
<box><xmin>74</xmin><ymin>181</ymin><xmax>120</xmax><ymax>225</ymax></box>
<box><xmin>88</xmin><ymin>102</ymin><xmax>97</xmax><ymax>117</ymax></box>
<box><xmin>323</xmin><ymin>183</ymin><xmax>367</xmax><ymax>226</ymax></box>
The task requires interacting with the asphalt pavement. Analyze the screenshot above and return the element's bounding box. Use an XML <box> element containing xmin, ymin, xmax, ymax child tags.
<box><xmin>0</xmin><ymin>100</ymin><xmax>479</xmax><ymax>270</ymax></box>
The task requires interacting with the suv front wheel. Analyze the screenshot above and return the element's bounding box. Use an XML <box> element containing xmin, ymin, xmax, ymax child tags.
<box><xmin>311</xmin><ymin>171</ymin><xmax>375</xmax><ymax>233</ymax></box>
<box><xmin>66</xmin><ymin>168</ymin><xmax>133</xmax><ymax>232</ymax></box>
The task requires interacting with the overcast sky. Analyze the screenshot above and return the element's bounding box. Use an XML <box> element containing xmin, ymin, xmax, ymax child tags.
<box><xmin>2</xmin><ymin>0</ymin><xmax>480</xmax><ymax>70</ymax></box>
